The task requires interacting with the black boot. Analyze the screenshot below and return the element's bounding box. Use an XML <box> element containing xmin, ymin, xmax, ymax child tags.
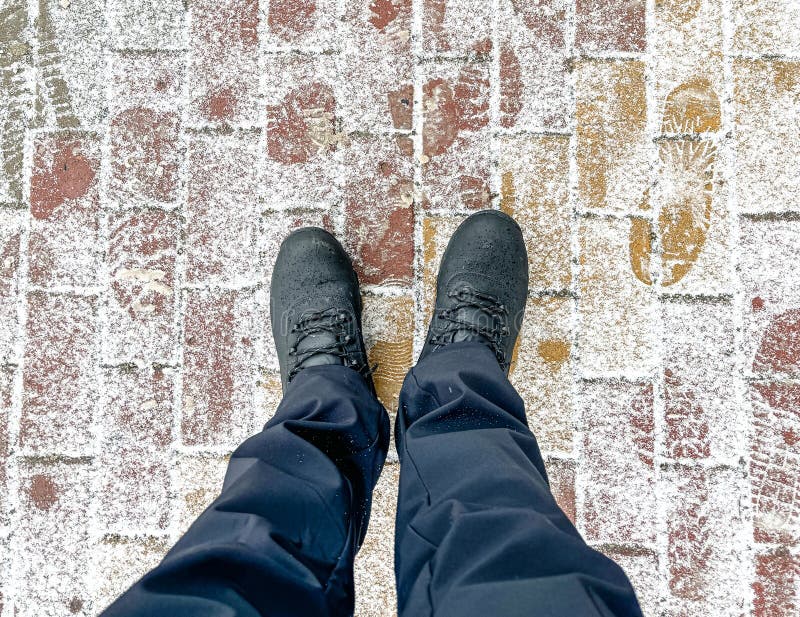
<box><xmin>419</xmin><ymin>210</ymin><xmax>529</xmax><ymax>373</ymax></box>
<box><xmin>270</xmin><ymin>227</ymin><xmax>374</xmax><ymax>393</ymax></box>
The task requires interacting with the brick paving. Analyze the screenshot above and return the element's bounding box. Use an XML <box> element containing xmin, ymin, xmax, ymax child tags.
<box><xmin>0</xmin><ymin>0</ymin><xmax>798</xmax><ymax>615</ymax></box>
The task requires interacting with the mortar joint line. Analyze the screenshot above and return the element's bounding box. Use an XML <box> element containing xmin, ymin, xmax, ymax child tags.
<box><xmin>721</xmin><ymin>0</ymin><xmax>755</xmax><ymax>612</ymax></box>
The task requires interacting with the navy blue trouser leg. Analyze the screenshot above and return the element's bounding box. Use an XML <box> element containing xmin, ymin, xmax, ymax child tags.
<box><xmin>101</xmin><ymin>365</ymin><xmax>390</xmax><ymax>617</ymax></box>
<box><xmin>394</xmin><ymin>342</ymin><xmax>644</xmax><ymax>617</ymax></box>
<box><xmin>103</xmin><ymin>341</ymin><xmax>642</xmax><ymax>617</ymax></box>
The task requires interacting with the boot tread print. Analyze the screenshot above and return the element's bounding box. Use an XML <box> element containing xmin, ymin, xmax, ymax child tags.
<box><xmin>629</xmin><ymin>77</ymin><xmax>721</xmax><ymax>287</ymax></box>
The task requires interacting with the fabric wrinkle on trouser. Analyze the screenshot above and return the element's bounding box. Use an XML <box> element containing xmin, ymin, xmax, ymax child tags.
<box><xmin>101</xmin><ymin>365</ymin><xmax>390</xmax><ymax>617</ymax></box>
<box><xmin>100</xmin><ymin>341</ymin><xmax>643</xmax><ymax>617</ymax></box>
<box><xmin>394</xmin><ymin>342</ymin><xmax>643</xmax><ymax>617</ymax></box>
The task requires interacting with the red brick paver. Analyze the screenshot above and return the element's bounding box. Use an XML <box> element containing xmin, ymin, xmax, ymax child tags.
<box><xmin>0</xmin><ymin>1</ymin><xmax>797</xmax><ymax>615</ymax></box>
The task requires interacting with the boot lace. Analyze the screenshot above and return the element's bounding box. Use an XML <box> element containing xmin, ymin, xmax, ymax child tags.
<box><xmin>429</xmin><ymin>285</ymin><xmax>511</xmax><ymax>370</ymax></box>
<box><xmin>288</xmin><ymin>308</ymin><xmax>373</xmax><ymax>381</ymax></box>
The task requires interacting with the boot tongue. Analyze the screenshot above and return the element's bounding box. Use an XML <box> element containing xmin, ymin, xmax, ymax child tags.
<box><xmin>450</xmin><ymin>306</ymin><xmax>494</xmax><ymax>345</ymax></box>
<box><xmin>296</xmin><ymin>330</ymin><xmax>342</xmax><ymax>367</ymax></box>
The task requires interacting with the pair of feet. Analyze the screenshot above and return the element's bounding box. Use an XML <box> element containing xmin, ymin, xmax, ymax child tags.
<box><xmin>270</xmin><ymin>210</ymin><xmax>529</xmax><ymax>394</ymax></box>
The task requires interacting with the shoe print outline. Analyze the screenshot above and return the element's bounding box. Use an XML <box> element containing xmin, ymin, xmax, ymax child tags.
<box><xmin>630</xmin><ymin>77</ymin><xmax>721</xmax><ymax>287</ymax></box>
